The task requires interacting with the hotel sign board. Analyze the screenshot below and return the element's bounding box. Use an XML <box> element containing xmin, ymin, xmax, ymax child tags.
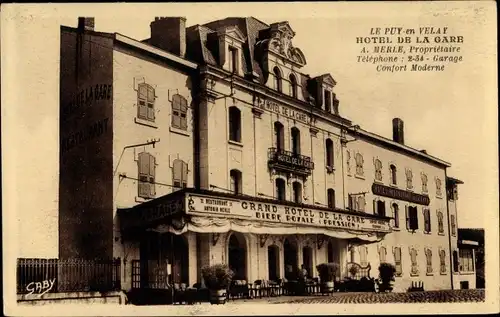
<box><xmin>121</xmin><ymin>198</ymin><xmax>184</xmax><ymax>230</ymax></box>
<box><xmin>372</xmin><ymin>183</ymin><xmax>430</xmax><ymax>206</ymax></box>
<box><xmin>185</xmin><ymin>193</ymin><xmax>391</xmax><ymax>233</ymax></box>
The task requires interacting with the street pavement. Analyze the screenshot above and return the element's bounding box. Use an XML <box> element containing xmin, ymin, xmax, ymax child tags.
<box><xmin>247</xmin><ymin>289</ymin><xmax>486</xmax><ymax>304</ymax></box>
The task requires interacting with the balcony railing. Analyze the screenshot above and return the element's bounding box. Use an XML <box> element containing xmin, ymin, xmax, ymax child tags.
<box><xmin>268</xmin><ymin>147</ymin><xmax>314</xmax><ymax>175</ymax></box>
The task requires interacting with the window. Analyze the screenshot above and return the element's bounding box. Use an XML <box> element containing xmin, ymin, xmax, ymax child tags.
<box><xmin>346</xmin><ymin>150</ymin><xmax>352</xmax><ymax>174</ymax></box>
<box><xmin>137</xmin><ymin>83</ymin><xmax>155</xmax><ymax>122</ymax></box>
<box><xmin>421</xmin><ymin>173</ymin><xmax>428</xmax><ymax>193</ymax></box>
<box><xmin>392</xmin><ymin>203</ymin><xmax>399</xmax><ymax>228</ymax></box>
<box><xmin>423</xmin><ymin>208</ymin><xmax>431</xmax><ymax>233</ymax></box>
<box><xmin>390</xmin><ymin>164</ymin><xmax>397</xmax><ymax>185</ymax></box>
<box><xmin>437</xmin><ymin>210</ymin><xmax>444</xmax><ymax>234</ymax></box>
<box><xmin>228</xmin><ymin>46</ymin><xmax>238</xmax><ymax>73</ymax></box>
<box><xmin>394</xmin><ymin>247</ymin><xmax>402</xmax><ymax>276</ymax></box>
<box><xmin>406</xmin><ymin>206</ymin><xmax>419</xmax><ymax>231</ymax></box>
<box><xmin>171</xmin><ymin>94</ymin><xmax>188</xmax><ymax>130</ymax></box>
<box><xmin>410</xmin><ymin>248</ymin><xmax>419</xmax><ymax>275</ymax></box>
<box><xmin>374</xmin><ymin>159</ymin><xmax>382</xmax><ymax>182</ymax></box>
<box><xmin>375</xmin><ymin>200</ymin><xmax>386</xmax><ymax>217</ymax></box>
<box><xmin>405</xmin><ymin>168</ymin><xmax>413</xmax><ymax>190</ymax></box>
<box><xmin>327</xmin><ymin>189</ymin><xmax>336</xmax><ymax>209</ymax></box>
<box><xmin>357</xmin><ymin>196</ymin><xmax>365</xmax><ymax>212</ymax></box>
<box><xmin>439</xmin><ymin>250</ymin><xmax>447</xmax><ymax>274</ymax></box>
<box><xmin>324</xmin><ymin>90</ymin><xmax>331</xmax><ymax>112</ymax></box>
<box><xmin>425</xmin><ymin>248</ymin><xmax>433</xmax><ymax>274</ymax></box>
<box><xmin>452</xmin><ymin>250</ymin><xmax>459</xmax><ymax>272</ymax></box>
<box><xmin>138</xmin><ymin>152</ymin><xmax>156</xmax><ymax>199</ymax></box>
<box><xmin>230</xmin><ymin>169</ymin><xmax>242</xmax><ymax>195</ymax></box>
<box><xmin>172</xmin><ymin>159</ymin><xmax>188</xmax><ymax>190</ymax></box>
<box><xmin>436</xmin><ymin>177</ymin><xmax>442</xmax><ymax>196</ymax></box>
<box><xmin>359</xmin><ymin>246</ymin><xmax>368</xmax><ymax>266</ymax></box>
<box><xmin>273</xmin><ymin>67</ymin><xmax>282</xmax><ymax>93</ymax></box>
<box><xmin>228</xmin><ymin>106</ymin><xmax>241</xmax><ymax>142</ymax></box>
<box><xmin>274</xmin><ymin>122</ymin><xmax>284</xmax><ymax>151</ymax></box>
<box><xmin>289</xmin><ymin>74</ymin><xmax>297</xmax><ymax>98</ymax></box>
<box><xmin>355</xmin><ymin>153</ymin><xmax>364</xmax><ymax>176</ymax></box>
<box><xmin>450</xmin><ymin>214</ymin><xmax>456</xmax><ymax>236</ymax></box>
<box><xmin>325</xmin><ymin>138</ymin><xmax>334</xmax><ymax>168</ymax></box>
<box><xmin>276</xmin><ymin>178</ymin><xmax>286</xmax><ymax>201</ymax></box>
<box><xmin>291</xmin><ymin>127</ymin><xmax>301</xmax><ymax>155</ymax></box>
<box><xmin>459</xmin><ymin>249</ymin><xmax>474</xmax><ymax>272</ymax></box>
<box><xmin>379</xmin><ymin>246</ymin><xmax>387</xmax><ymax>263</ymax></box>
<box><xmin>292</xmin><ymin>182</ymin><xmax>302</xmax><ymax>204</ymax></box>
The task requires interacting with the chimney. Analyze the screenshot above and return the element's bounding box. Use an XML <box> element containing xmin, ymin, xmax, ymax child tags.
<box><xmin>150</xmin><ymin>17</ymin><xmax>186</xmax><ymax>58</ymax></box>
<box><xmin>392</xmin><ymin>118</ymin><xmax>404</xmax><ymax>144</ymax></box>
<box><xmin>78</xmin><ymin>17</ymin><xmax>95</xmax><ymax>31</ymax></box>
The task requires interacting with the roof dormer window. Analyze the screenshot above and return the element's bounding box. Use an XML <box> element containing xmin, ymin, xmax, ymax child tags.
<box><xmin>228</xmin><ymin>46</ymin><xmax>238</xmax><ymax>74</ymax></box>
<box><xmin>324</xmin><ymin>89</ymin><xmax>332</xmax><ymax>112</ymax></box>
<box><xmin>289</xmin><ymin>73</ymin><xmax>297</xmax><ymax>98</ymax></box>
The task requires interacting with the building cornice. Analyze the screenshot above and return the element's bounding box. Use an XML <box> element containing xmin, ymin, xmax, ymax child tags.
<box><xmin>114</xmin><ymin>33</ymin><xmax>198</xmax><ymax>70</ymax></box>
<box><xmin>347</xmin><ymin>127</ymin><xmax>452</xmax><ymax>168</ymax></box>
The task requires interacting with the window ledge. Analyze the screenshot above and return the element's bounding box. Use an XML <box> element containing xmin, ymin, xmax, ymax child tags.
<box><xmin>228</xmin><ymin>140</ymin><xmax>243</xmax><ymax>147</ymax></box>
<box><xmin>410</xmin><ymin>273</ymin><xmax>420</xmax><ymax>277</ymax></box>
<box><xmin>440</xmin><ymin>271</ymin><xmax>447</xmax><ymax>275</ymax></box>
<box><xmin>426</xmin><ymin>272</ymin><xmax>434</xmax><ymax>276</ymax></box>
<box><xmin>169</xmin><ymin>126</ymin><xmax>190</xmax><ymax>137</ymax></box>
<box><xmin>374</xmin><ymin>179</ymin><xmax>384</xmax><ymax>184</ymax></box>
<box><xmin>326</xmin><ymin>166</ymin><xmax>335</xmax><ymax>174</ymax></box>
<box><xmin>406</xmin><ymin>187</ymin><xmax>414</xmax><ymax>192</ymax></box>
<box><xmin>459</xmin><ymin>271</ymin><xmax>475</xmax><ymax>275</ymax></box>
<box><xmin>438</xmin><ymin>232</ymin><xmax>445</xmax><ymax>236</ymax></box>
<box><xmin>354</xmin><ymin>174</ymin><xmax>365</xmax><ymax>180</ymax></box>
<box><xmin>436</xmin><ymin>195</ymin><xmax>443</xmax><ymax>199</ymax></box>
<box><xmin>424</xmin><ymin>231</ymin><xmax>432</xmax><ymax>235</ymax></box>
<box><xmin>135</xmin><ymin>117</ymin><xmax>158</xmax><ymax>128</ymax></box>
<box><xmin>392</xmin><ymin>227</ymin><xmax>401</xmax><ymax>231</ymax></box>
<box><xmin>390</xmin><ymin>183</ymin><xmax>398</xmax><ymax>188</ymax></box>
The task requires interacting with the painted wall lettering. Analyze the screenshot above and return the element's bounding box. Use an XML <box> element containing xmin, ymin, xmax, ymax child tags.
<box><xmin>62</xmin><ymin>84</ymin><xmax>113</xmax><ymax>120</ymax></box>
<box><xmin>61</xmin><ymin>118</ymin><xmax>109</xmax><ymax>154</ymax></box>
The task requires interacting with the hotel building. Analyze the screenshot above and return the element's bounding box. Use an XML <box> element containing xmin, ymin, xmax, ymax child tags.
<box><xmin>58</xmin><ymin>16</ymin><xmax>470</xmax><ymax>294</ymax></box>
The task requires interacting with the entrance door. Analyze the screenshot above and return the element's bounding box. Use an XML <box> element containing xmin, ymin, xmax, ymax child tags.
<box><xmin>284</xmin><ymin>238</ymin><xmax>298</xmax><ymax>280</ymax></box>
<box><xmin>302</xmin><ymin>246</ymin><xmax>313</xmax><ymax>278</ymax></box>
<box><xmin>139</xmin><ymin>232</ymin><xmax>189</xmax><ymax>288</ymax></box>
<box><xmin>228</xmin><ymin>233</ymin><xmax>247</xmax><ymax>280</ymax></box>
<box><xmin>268</xmin><ymin>245</ymin><xmax>280</xmax><ymax>281</ymax></box>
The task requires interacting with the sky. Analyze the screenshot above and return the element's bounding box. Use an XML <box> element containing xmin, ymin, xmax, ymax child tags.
<box><xmin>2</xmin><ymin>2</ymin><xmax>497</xmax><ymax>259</ymax></box>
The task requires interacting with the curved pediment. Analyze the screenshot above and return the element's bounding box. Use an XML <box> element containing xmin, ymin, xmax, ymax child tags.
<box><xmin>264</xmin><ymin>21</ymin><xmax>307</xmax><ymax>67</ymax></box>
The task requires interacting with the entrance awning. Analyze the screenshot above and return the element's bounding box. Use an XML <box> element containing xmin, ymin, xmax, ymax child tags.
<box><xmin>148</xmin><ymin>216</ymin><xmax>384</xmax><ymax>243</ymax></box>
<box><xmin>119</xmin><ymin>188</ymin><xmax>392</xmax><ymax>242</ymax></box>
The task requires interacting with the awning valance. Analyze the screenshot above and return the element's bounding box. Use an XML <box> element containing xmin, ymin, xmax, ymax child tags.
<box><xmin>148</xmin><ymin>216</ymin><xmax>385</xmax><ymax>243</ymax></box>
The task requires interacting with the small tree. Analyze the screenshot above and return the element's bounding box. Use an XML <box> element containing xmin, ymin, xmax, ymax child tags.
<box><xmin>316</xmin><ymin>263</ymin><xmax>340</xmax><ymax>282</ymax></box>
<box><xmin>378</xmin><ymin>263</ymin><xmax>396</xmax><ymax>292</ymax></box>
<box><xmin>201</xmin><ymin>264</ymin><xmax>234</xmax><ymax>290</ymax></box>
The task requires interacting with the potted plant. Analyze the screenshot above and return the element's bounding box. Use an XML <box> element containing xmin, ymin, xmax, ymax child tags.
<box><xmin>316</xmin><ymin>263</ymin><xmax>339</xmax><ymax>294</ymax></box>
<box><xmin>348</xmin><ymin>264</ymin><xmax>359</xmax><ymax>279</ymax></box>
<box><xmin>201</xmin><ymin>264</ymin><xmax>234</xmax><ymax>304</ymax></box>
<box><xmin>377</xmin><ymin>263</ymin><xmax>396</xmax><ymax>292</ymax></box>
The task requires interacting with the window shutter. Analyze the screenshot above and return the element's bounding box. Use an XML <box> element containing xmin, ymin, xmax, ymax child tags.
<box><xmin>381</xmin><ymin>201</ymin><xmax>386</xmax><ymax>216</ymax></box>
<box><xmin>149</xmin><ymin>154</ymin><xmax>156</xmax><ymax>196</ymax></box>
<box><xmin>182</xmin><ymin>161</ymin><xmax>188</xmax><ymax>187</ymax></box>
<box><xmin>405</xmin><ymin>206</ymin><xmax>410</xmax><ymax>230</ymax></box>
<box><xmin>373</xmin><ymin>200</ymin><xmax>377</xmax><ymax>215</ymax></box>
<box><xmin>180</xmin><ymin>98</ymin><xmax>188</xmax><ymax>130</ymax></box>
<box><xmin>138</xmin><ymin>152</ymin><xmax>150</xmax><ymax>198</ymax></box>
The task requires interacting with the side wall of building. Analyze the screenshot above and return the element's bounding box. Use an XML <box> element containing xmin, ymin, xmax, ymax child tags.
<box><xmin>59</xmin><ymin>28</ymin><xmax>114</xmax><ymax>260</ymax></box>
<box><xmin>111</xmin><ymin>46</ymin><xmax>196</xmax><ymax>287</ymax></box>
